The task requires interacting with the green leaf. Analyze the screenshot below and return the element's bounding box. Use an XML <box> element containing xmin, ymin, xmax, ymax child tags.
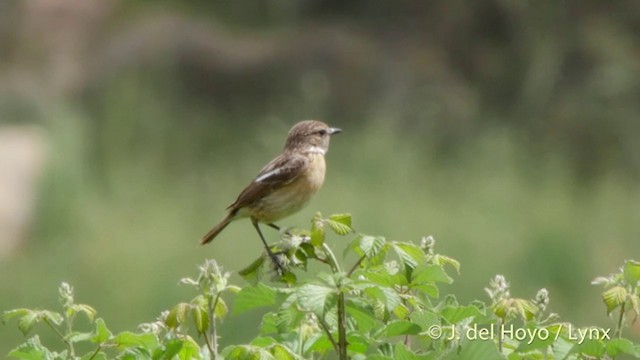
<box><xmin>329</xmin><ymin>213</ymin><xmax>352</xmax><ymax>227</ymax></box>
<box><xmin>155</xmin><ymin>338</ymin><xmax>183</xmax><ymax>360</ymax></box>
<box><xmin>364</xmin><ymin>286</ymin><xmax>402</xmax><ymax>314</ymax></box>
<box><xmin>439</xmin><ymin>305</ymin><xmax>483</xmax><ymax>324</ymax></box>
<box><xmin>234</xmin><ymin>284</ymin><xmax>278</xmax><ymax>315</ymax></box>
<box><xmin>409</xmin><ymin>310</ymin><xmax>439</xmax><ymax>330</ymax></box>
<box><xmin>310</xmin><ymin>225</ymin><xmax>325</xmax><ymax>246</ymax></box>
<box><xmin>192</xmin><ymin>305</ymin><xmax>209</xmax><ymax>334</ymax></box>
<box><xmin>92</xmin><ymin>318</ymin><xmax>112</xmax><ymax>343</ymax></box>
<box><xmin>393</xmin><ymin>343</ymin><xmax>419</xmax><ymax>360</ymax></box>
<box><xmin>296</xmin><ymin>283</ymin><xmax>337</xmax><ymax>315</ymax></box>
<box><xmin>623</xmin><ymin>260</ymin><xmax>640</xmax><ymax>286</ymax></box>
<box><xmin>18</xmin><ymin>311</ymin><xmax>39</xmax><ymax>336</ymax></box>
<box><xmin>238</xmin><ymin>256</ymin><xmax>265</xmax><ymax>285</ymax></box>
<box><xmin>114</xmin><ymin>331</ymin><xmax>159</xmax><ymax>350</ymax></box>
<box><xmin>7</xmin><ymin>336</ymin><xmax>53</xmax><ymax>360</ymax></box>
<box><xmin>178</xmin><ymin>336</ymin><xmax>200</xmax><ymax>360</ymax></box>
<box><xmin>350</xmin><ymin>235</ymin><xmax>387</xmax><ymax>259</ymax></box>
<box><xmin>605</xmin><ymin>338</ymin><xmax>639</xmax><ymax>357</ymax></box>
<box><xmin>67</xmin><ymin>331</ymin><xmax>94</xmax><ymax>343</ymax></box>
<box><xmin>346</xmin><ymin>301</ymin><xmax>379</xmax><ymax>333</ymax></box>
<box><xmin>378</xmin><ymin>320</ymin><xmax>421</xmax><ymax>338</ymax></box>
<box><xmin>569</xmin><ymin>338</ymin><xmax>605</xmax><ymax>358</ymax></box>
<box><xmin>392</xmin><ymin>243</ymin><xmax>427</xmax><ymax>269</ymax></box>
<box><xmin>327</xmin><ymin>214</ymin><xmax>353</xmax><ymax>236</ymax></box>
<box><xmin>412</xmin><ymin>265</ymin><xmax>453</xmax><ymax>284</ymax></box>
<box><xmin>41</xmin><ymin>310</ymin><xmax>64</xmax><ymax>326</ymax></box>
<box><xmin>166</xmin><ymin>303</ymin><xmax>190</xmax><ymax>329</ymax></box>
<box><xmin>304</xmin><ymin>333</ymin><xmax>334</xmax><ymax>354</ymax></box>
<box><xmin>411</xmin><ymin>283</ymin><xmax>439</xmax><ymax>298</ymax></box>
<box><xmin>602</xmin><ymin>286</ymin><xmax>627</xmax><ymax>314</ymax></box>
<box><xmin>72</xmin><ymin>304</ymin><xmax>97</xmax><ymax>322</ymax></box>
<box><xmin>454</xmin><ymin>338</ymin><xmax>502</xmax><ymax>360</ymax></box>
<box><xmin>2</xmin><ymin>308</ymin><xmax>31</xmax><ymax>323</ymax></box>
<box><xmin>215</xmin><ymin>297</ymin><xmax>229</xmax><ymax>320</ymax></box>
<box><xmin>81</xmin><ymin>352</ymin><xmax>107</xmax><ymax>360</ymax></box>
<box><xmin>270</xmin><ymin>344</ymin><xmax>296</xmax><ymax>360</ymax></box>
<box><xmin>434</xmin><ymin>254</ymin><xmax>461</xmax><ymax>274</ymax></box>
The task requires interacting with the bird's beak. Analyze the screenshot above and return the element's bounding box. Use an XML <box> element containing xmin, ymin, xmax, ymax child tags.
<box><xmin>328</xmin><ymin>127</ymin><xmax>342</xmax><ymax>135</ymax></box>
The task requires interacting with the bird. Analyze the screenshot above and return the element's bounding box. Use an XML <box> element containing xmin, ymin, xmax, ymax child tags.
<box><xmin>201</xmin><ymin>120</ymin><xmax>341</xmax><ymax>269</ymax></box>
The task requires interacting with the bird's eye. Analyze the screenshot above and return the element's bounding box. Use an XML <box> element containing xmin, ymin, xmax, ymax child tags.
<box><xmin>317</xmin><ymin>129</ymin><xmax>327</xmax><ymax>136</ymax></box>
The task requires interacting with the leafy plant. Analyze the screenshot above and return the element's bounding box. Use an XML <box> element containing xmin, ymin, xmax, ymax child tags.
<box><xmin>3</xmin><ymin>213</ymin><xmax>640</xmax><ymax>359</ymax></box>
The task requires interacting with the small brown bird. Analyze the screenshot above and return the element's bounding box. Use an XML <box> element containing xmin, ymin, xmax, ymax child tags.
<box><xmin>201</xmin><ymin>120</ymin><xmax>341</xmax><ymax>263</ymax></box>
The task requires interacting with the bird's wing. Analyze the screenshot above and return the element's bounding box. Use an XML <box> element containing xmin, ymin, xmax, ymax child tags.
<box><xmin>227</xmin><ymin>153</ymin><xmax>309</xmax><ymax>211</ymax></box>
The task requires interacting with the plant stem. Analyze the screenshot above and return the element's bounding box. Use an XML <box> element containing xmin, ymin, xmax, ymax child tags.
<box><xmin>320</xmin><ymin>243</ymin><xmax>348</xmax><ymax>359</ymax></box>
<box><xmin>337</xmin><ymin>293</ymin><xmax>348</xmax><ymax>360</ymax></box>
<box><xmin>615</xmin><ymin>301</ymin><xmax>626</xmax><ymax>338</ymax></box>
<box><xmin>322</xmin><ymin>243</ymin><xmax>342</xmax><ymax>273</ymax></box>
<box><xmin>44</xmin><ymin>318</ymin><xmax>73</xmax><ymax>357</ymax></box>
<box><xmin>88</xmin><ymin>345</ymin><xmax>102</xmax><ymax>360</ymax></box>
<box><xmin>317</xmin><ymin>317</ymin><xmax>339</xmax><ymax>354</ymax></box>
<box><xmin>498</xmin><ymin>318</ymin><xmax>504</xmax><ymax>353</ymax></box>
<box><xmin>208</xmin><ymin>292</ymin><xmax>222</xmax><ymax>359</ymax></box>
<box><xmin>203</xmin><ymin>332</ymin><xmax>215</xmax><ymax>358</ymax></box>
<box><xmin>347</xmin><ymin>255</ymin><xmax>365</xmax><ymax>277</ymax></box>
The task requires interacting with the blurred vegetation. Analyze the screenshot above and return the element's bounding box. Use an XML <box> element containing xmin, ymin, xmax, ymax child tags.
<box><xmin>1</xmin><ymin>0</ymin><xmax>639</xmax><ymax>354</ymax></box>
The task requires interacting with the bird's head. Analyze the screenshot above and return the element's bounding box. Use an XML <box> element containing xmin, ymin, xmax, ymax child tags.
<box><xmin>284</xmin><ymin>120</ymin><xmax>341</xmax><ymax>154</ymax></box>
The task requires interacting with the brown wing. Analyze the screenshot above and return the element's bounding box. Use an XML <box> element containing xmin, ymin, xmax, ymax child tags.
<box><xmin>227</xmin><ymin>153</ymin><xmax>308</xmax><ymax>213</ymax></box>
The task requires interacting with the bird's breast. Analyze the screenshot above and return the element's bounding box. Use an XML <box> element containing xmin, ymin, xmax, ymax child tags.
<box><xmin>248</xmin><ymin>154</ymin><xmax>326</xmax><ymax>223</ymax></box>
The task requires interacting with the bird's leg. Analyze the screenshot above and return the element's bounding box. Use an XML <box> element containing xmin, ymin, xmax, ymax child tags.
<box><xmin>252</xmin><ymin>219</ymin><xmax>285</xmax><ymax>274</ymax></box>
<box><xmin>267</xmin><ymin>223</ymin><xmax>295</xmax><ymax>238</ymax></box>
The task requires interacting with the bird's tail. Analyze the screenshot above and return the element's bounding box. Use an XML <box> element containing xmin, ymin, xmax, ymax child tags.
<box><xmin>201</xmin><ymin>214</ymin><xmax>233</xmax><ymax>245</ymax></box>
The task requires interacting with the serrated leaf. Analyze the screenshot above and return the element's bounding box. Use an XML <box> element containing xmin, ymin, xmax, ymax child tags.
<box><xmin>570</xmin><ymin>338</ymin><xmax>605</xmax><ymax>357</ymax></box>
<box><xmin>435</xmin><ymin>254</ymin><xmax>461</xmax><ymax>273</ymax></box>
<box><xmin>411</xmin><ymin>283</ymin><xmax>439</xmax><ymax>298</ymax></box>
<box><xmin>393</xmin><ymin>343</ymin><xmax>419</xmax><ymax>360</ymax></box>
<box><xmin>155</xmin><ymin>338</ymin><xmax>183</xmax><ymax>360</ymax></box>
<box><xmin>165</xmin><ymin>303</ymin><xmax>190</xmax><ymax>329</ymax></box>
<box><xmin>296</xmin><ymin>284</ymin><xmax>337</xmax><ymax>315</ymax></box>
<box><xmin>192</xmin><ymin>306</ymin><xmax>209</xmax><ymax>334</ymax></box>
<box><xmin>72</xmin><ymin>304</ymin><xmax>97</xmax><ymax>322</ymax></box>
<box><xmin>310</xmin><ymin>225</ymin><xmax>325</xmax><ymax>247</ymax></box>
<box><xmin>378</xmin><ymin>320</ymin><xmax>421</xmax><ymax>338</ymax></box>
<box><xmin>8</xmin><ymin>336</ymin><xmax>53</xmax><ymax>360</ymax></box>
<box><xmin>178</xmin><ymin>336</ymin><xmax>200</xmax><ymax>360</ymax></box>
<box><xmin>215</xmin><ymin>297</ymin><xmax>229</xmax><ymax>320</ymax></box>
<box><xmin>329</xmin><ymin>213</ymin><xmax>352</xmax><ymax>227</ymax></box>
<box><xmin>42</xmin><ymin>310</ymin><xmax>64</xmax><ymax>326</ymax></box>
<box><xmin>410</xmin><ymin>310</ymin><xmax>439</xmax><ymax>330</ymax></box>
<box><xmin>605</xmin><ymin>338</ymin><xmax>638</xmax><ymax>357</ymax></box>
<box><xmin>238</xmin><ymin>256</ymin><xmax>265</xmax><ymax>285</ymax></box>
<box><xmin>2</xmin><ymin>308</ymin><xmax>31</xmax><ymax>323</ymax></box>
<box><xmin>92</xmin><ymin>318</ymin><xmax>112</xmax><ymax>343</ymax></box>
<box><xmin>454</xmin><ymin>338</ymin><xmax>501</xmax><ymax>360</ymax></box>
<box><xmin>67</xmin><ymin>331</ymin><xmax>94</xmax><ymax>343</ymax></box>
<box><xmin>233</xmin><ymin>284</ymin><xmax>278</xmax><ymax>315</ymax></box>
<box><xmin>327</xmin><ymin>219</ymin><xmax>352</xmax><ymax>236</ymax></box>
<box><xmin>602</xmin><ymin>286</ymin><xmax>627</xmax><ymax>314</ymax></box>
<box><xmin>440</xmin><ymin>305</ymin><xmax>483</xmax><ymax>324</ymax></box>
<box><xmin>18</xmin><ymin>311</ymin><xmax>39</xmax><ymax>336</ymax></box>
<box><xmin>346</xmin><ymin>301</ymin><xmax>379</xmax><ymax>333</ymax></box>
<box><xmin>271</xmin><ymin>344</ymin><xmax>296</xmax><ymax>360</ymax></box>
<box><xmin>623</xmin><ymin>260</ymin><xmax>640</xmax><ymax>286</ymax></box>
<box><xmin>412</xmin><ymin>265</ymin><xmax>453</xmax><ymax>284</ymax></box>
<box><xmin>392</xmin><ymin>243</ymin><xmax>427</xmax><ymax>269</ymax></box>
<box><xmin>364</xmin><ymin>286</ymin><xmax>402</xmax><ymax>314</ymax></box>
<box><xmin>114</xmin><ymin>331</ymin><xmax>159</xmax><ymax>350</ymax></box>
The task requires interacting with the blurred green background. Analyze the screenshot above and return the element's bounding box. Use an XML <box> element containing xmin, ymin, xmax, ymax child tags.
<box><xmin>1</xmin><ymin>0</ymin><xmax>639</xmax><ymax>353</ymax></box>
